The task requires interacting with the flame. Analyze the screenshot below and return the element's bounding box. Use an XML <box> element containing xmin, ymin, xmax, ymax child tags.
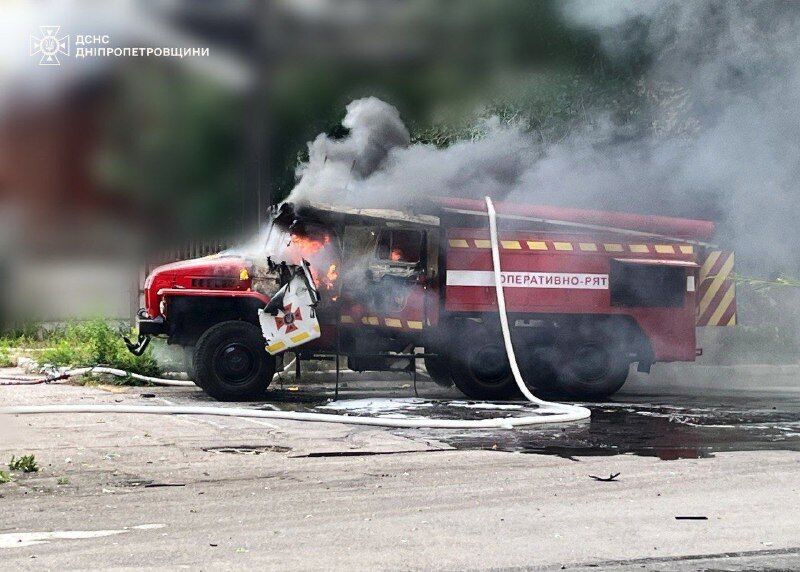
<box><xmin>285</xmin><ymin>232</ymin><xmax>338</xmax><ymax>293</ymax></box>
<box><xmin>288</xmin><ymin>233</ymin><xmax>329</xmax><ymax>258</ymax></box>
<box><xmin>326</xmin><ymin>264</ymin><xmax>338</xmax><ymax>285</ymax></box>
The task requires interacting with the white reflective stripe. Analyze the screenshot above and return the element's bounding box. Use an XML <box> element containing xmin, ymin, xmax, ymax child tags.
<box><xmin>446</xmin><ymin>270</ymin><xmax>495</xmax><ymax>286</ymax></box>
<box><xmin>446</xmin><ymin>270</ymin><xmax>608</xmax><ymax>289</ymax></box>
<box><xmin>687</xmin><ymin>275</ymin><xmax>696</xmax><ymax>292</ymax></box>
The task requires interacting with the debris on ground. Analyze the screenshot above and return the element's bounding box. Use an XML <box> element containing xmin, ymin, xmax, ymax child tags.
<box><xmin>675</xmin><ymin>516</ymin><xmax>708</xmax><ymax>520</ymax></box>
<box><xmin>589</xmin><ymin>472</ymin><xmax>620</xmax><ymax>482</ymax></box>
<box><xmin>143</xmin><ymin>483</ymin><xmax>186</xmax><ymax>488</ymax></box>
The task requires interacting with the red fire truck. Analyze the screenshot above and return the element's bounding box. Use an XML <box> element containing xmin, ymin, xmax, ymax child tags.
<box><xmin>128</xmin><ymin>198</ymin><xmax>736</xmax><ymax>401</ymax></box>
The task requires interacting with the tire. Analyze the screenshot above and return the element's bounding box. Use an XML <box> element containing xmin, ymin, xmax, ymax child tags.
<box><xmin>519</xmin><ymin>345</ymin><xmax>559</xmax><ymax>393</ymax></box>
<box><xmin>449</xmin><ymin>330</ymin><xmax>521</xmax><ymax>400</ymax></box>
<box><xmin>424</xmin><ymin>354</ymin><xmax>454</xmax><ymax>387</ymax></box>
<box><xmin>193</xmin><ymin>321</ymin><xmax>275</xmax><ymax>401</ymax></box>
<box><xmin>548</xmin><ymin>339</ymin><xmax>630</xmax><ymax>399</ymax></box>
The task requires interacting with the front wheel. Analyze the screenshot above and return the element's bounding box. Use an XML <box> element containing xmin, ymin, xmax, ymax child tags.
<box><xmin>194</xmin><ymin>321</ymin><xmax>275</xmax><ymax>401</ymax></box>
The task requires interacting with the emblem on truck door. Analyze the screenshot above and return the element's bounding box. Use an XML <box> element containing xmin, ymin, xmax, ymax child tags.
<box><xmin>274</xmin><ymin>304</ymin><xmax>303</xmax><ymax>334</ymax></box>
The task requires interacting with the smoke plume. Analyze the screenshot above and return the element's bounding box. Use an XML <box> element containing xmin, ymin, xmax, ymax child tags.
<box><xmin>287</xmin><ymin>1</ymin><xmax>800</xmax><ymax>274</ymax></box>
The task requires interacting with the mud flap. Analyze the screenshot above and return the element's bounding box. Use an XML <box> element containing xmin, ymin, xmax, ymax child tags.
<box><xmin>258</xmin><ymin>260</ymin><xmax>322</xmax><ymax>355</ymax></box>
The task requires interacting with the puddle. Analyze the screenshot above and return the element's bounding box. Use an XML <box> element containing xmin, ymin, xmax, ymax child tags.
<box><xmin>432</xmin><ymin>394</ymin><xmax>800</xmax><ymax>460</ymax></box>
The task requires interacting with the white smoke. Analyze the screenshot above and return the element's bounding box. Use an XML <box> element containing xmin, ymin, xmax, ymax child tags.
<box><xmin>287</xmin><ymin>1</ymin><xmax>800</xmax><ymax>273</ymax></box>
<box><xmin>290</xmin><ymin>97</ymin><xmax>411</xmax><ymax>204</ymax></box>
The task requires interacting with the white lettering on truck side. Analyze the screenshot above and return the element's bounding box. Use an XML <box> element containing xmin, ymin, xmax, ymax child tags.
<box><xmin>446</xmin><ymin>270</ymin><xmax>609</xmax><ymax>289</ymax></box>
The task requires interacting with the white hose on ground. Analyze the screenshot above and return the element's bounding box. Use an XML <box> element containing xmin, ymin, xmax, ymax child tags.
<box><xmin>0</xmin><ymin>403</ymin><xmax>584</xmax><ymax>429</ymax></box>
<box><xmin>0</xmin><ymin>205</ymin><xmax>589</xmax><ymax>428</ymax></box>
<box><xmin>484</xmin><ymin>196</ymin><xmax>591</xmax><ymax>423</ymax></box>
<box><xmin>56</xmin><ymin>367</ymin><xmax>196</xmax><ymax>387</ymax></box>
<box><xmin>15</xmin><ymin>357</ymin><xmax>301</xmax><ymax>388</ymax></box>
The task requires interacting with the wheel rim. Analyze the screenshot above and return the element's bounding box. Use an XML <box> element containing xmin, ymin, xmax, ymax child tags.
<box><xmin>571</xmin><ymin>343</ymin><xmax>611</xmax><ymax>383</ymax></box>
<box><xmin>468</xmin><ymin>345</ymin><xmax>510</xmax><ymax>385</ymax></box>
<box><xmin>213</xmin><ymin>342</ymin><xmax>257</xmax><ymax>385</ymax></box>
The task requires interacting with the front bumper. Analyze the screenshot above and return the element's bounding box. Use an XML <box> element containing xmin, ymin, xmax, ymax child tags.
<box><xmin>123</xmin><ymin>310</ymin><xmax>166</xmax><ymax>356</ymax></box>
<box><xmin>137</xmin><ymin>313</ymin><xmax>166</xmax><ymax>336</ymax></box>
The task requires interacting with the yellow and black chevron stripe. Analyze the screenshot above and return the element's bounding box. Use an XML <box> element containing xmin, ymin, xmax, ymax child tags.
<box><xmin>448</xmin><ymin>238</ymin><xmax>694</xmax><ymax>254</ymax></box>
<box><xmin>697</xmin><ymin>250</ymin><xmax>737</xmax><ymax>326</ymax></box>
<box><xmin>339</xmin><ymin>315</ymin><xmax>424</xmax><ymax>331</ymax></box>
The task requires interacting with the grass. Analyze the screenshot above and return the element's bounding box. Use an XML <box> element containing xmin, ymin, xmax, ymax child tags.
<box><xmin>38</xmin><ymin>319</ymin><xmax>161</xmax><ymax>379</ymax></box>
<box><xmin>0</xmin><ymin>470</ymin><xmax>11</xmax><ymax>484</ymax></box>
<box><xmin>0</xmin><ymin>319</ymin><xmax>162</xmax><ymax>383</ymax></box>
<box><xmin>9</xmin><ymin>454</ymin><xmax>38</xmax><ymax>473</ymax></box>
<box><xmin>0</xmin><ymin>340</ymin><xmax>12</xmax><ymax>367</ymax></box>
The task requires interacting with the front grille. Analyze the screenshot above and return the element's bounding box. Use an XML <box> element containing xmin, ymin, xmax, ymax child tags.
<box><xmin>190</xmin><ymin>277</ymin><xmax>238</xmax><ymax>289</ymax></box>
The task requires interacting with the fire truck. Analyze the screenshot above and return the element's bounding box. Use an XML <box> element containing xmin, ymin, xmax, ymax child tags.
<box><xmin>128</xmin><ymin>198</ymin><xmax>736</xmax><ymax>401</ymax></box>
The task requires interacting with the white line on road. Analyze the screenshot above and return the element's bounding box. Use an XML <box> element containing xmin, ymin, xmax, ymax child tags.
<box><xmin>0</xmin><ymin>524</ymin><xmax>165</xmax><ymax>549</ymax></box>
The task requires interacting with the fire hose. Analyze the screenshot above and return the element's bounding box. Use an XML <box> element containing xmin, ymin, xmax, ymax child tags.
<box><xmin>0</xmin><ymin>197</ymin><xmax>590</xmax><ymax>428</ymax></box>
<box><xmin>0</xmin><ymin>359</ymin><xmax>298</xmax><ymax>387</ymax></box>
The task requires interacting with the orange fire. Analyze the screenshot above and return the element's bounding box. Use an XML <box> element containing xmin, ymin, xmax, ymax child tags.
<box><xmin>285</xmin><ymin>233</ymin><xmax>339</xmax><ymax>293</ymax></box>
<box><xmin>288</xmin><ymin>233</ymin><xmax>330</xmax><ymax>257</ymax></box>
<box><xmin>325</xmin><ymin>264</ymin><xmax>339</xmax><ymax>286</ymax></box>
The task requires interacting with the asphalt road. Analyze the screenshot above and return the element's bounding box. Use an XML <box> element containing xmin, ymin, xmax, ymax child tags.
<box><xmin>1</xmin><ymin>368</ymin><xmax>798</xmax><ymax>570</ymax></box>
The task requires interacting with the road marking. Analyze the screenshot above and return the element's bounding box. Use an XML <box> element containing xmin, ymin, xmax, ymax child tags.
<box><xmin>0</xmin><ymin>524</ymin><xmax>164</xmax><ymax>549</ymax></box>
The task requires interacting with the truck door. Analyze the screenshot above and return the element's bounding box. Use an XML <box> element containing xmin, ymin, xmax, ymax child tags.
<box><xmin>340</xmin><ymin>225</ymin><xmax>427</xmax><ymax>332</ymax></box>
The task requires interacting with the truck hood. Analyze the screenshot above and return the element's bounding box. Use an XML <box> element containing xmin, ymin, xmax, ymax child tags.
<box><xmin>148</xmin><ymin>254</ymin><xmax>250</xmax><ymax>280</ymax></box>
<box><xmin>144</xmin><ymin>254</ymin><xmax>252</xmax><ymax>318</ymax></box>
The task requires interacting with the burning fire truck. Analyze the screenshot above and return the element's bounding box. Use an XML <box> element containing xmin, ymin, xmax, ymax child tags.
<box><xmin>127</xmin><ymin>198</ymin><xmax>736</xmax><ymax>401</ymax></box>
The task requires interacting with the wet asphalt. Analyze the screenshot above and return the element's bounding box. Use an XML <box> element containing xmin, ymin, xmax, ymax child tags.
<box><xmin>160</xmin><ymin>373</ymin><xmax>800</xmax><ymax>461</ymax></box>
<box><xmin>438</xmin><ymin>390</ymin><xmax>800</xmax><ymax>460</ymax></box>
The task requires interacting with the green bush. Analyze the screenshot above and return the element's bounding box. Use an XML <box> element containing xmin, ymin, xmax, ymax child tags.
<box><xmin>9</xmin><ymin>454</ymin><xmax>38</xmax><ymax>473</ymax></box>
<box><xmin>0</xmin><ymin>340</ymin><xmax>12</xmax><ymax>367</ymax></box>
<box><xmin>39</xmin><ymin>319</ymin><xmax>160</xmax><ymax>378</ymax></box>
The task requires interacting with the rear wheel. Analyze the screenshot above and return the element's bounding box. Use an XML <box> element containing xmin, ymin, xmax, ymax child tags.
<box><xmin>450</xmin><ymin>331</ymin><xmax>521</xmax><ymax>400</ymax></box>
<box><xmin>519</xmin><ymin>346</ymin><xmax>559</xmax><ymax>393</ymax></box>
<box><xmin>548</xmin><ymin>339</ymin><xmax>630</xmax><ymax>399</ymax></box>
<box><xmin>194</xmin><ymin>321</ymin><xmax>275</xmax><ymax>401</ymax></box>
<box><xmin>424</xmin><ymin>354</ymin><xmax>454</xmax><ymax>387</ymax></box>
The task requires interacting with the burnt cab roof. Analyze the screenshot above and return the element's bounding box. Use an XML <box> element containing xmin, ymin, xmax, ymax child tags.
<box><xmin>276</xmin><ymin>197</ymin><xmax>715</xmax><ymax>245</ymax></box>
<box><xmin>274</xmin><ymin>201</ymin><xmax>439</xmax><ymax>230</ymax></box>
